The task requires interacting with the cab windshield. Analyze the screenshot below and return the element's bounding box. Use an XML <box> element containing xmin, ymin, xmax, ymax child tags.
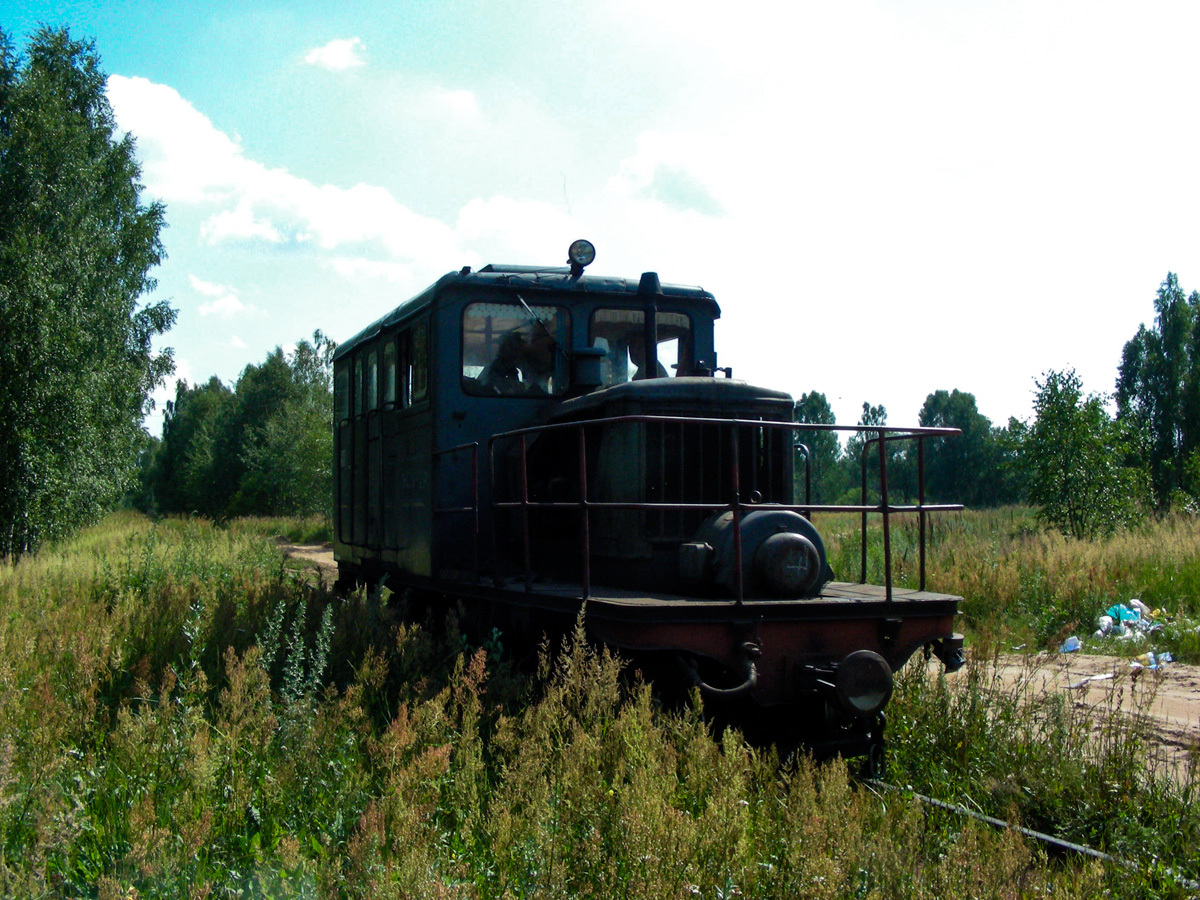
<box><xmin>589</xmin><ymin>309</ymin><xmax>692</xmax><ymax>387</ymax></box>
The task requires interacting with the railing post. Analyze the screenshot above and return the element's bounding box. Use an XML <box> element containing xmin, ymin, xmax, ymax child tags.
<box><xmin>918</xmin><ymin>437</ymin><xmax>927</xmax><ymax>592</ymax></box>
<box><xmin>877</xmin><ymin>430</ymin><xmax>893</xmax><ymax>602</ymax></box>
<box><xmin>794</xmin><ymin>440</ymin><xmax>812</xmax><ymax>519</ymax></box>
<box><xmin>519</xmin><ymin>434</ymin><xmax>531</xmax><ymax>591</ymax></box>
<box><xmin>860</xmin><ymin>438</ymin><xmax>870</xmax><ymax>584</ymax></box>
<box><xmin>471</xmin><ymin>444</ymin><xmax>480</xmax><ymax>580</ymax></box>
<box><xmin>488</xmin><ymin>439</ymin><xmax>499</xmax><ymax>578</ymax></box>
<box><xmin>578</xmin><ymin>426</ymin><xmax>590</xmax><ymax>600</ymax></box>
<box><xmin>731</xmin><ymin>425</ymin><xmax>744</xmax><ymax>606</ymax></box>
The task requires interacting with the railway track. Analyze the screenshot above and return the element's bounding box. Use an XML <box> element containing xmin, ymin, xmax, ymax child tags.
<box><xmin>863</xmin><ymin>779</ymin><xmax>1199</xmax><ymax>893</ymax></box>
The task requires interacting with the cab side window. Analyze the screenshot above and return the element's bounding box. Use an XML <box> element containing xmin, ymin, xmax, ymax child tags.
<box><xmin>375</xmin><ymin>319</ymin><xmax>428</xmax><ymax>410</ymax></box>
<box><xmin>366</xmin><ymin>349</ymin><xmax>379</xmax><ymax>411</ymax></box>
<box><xmin>412</xmin><ymin>320</ymin><xmax>429</xmax><ymax>402</ymax></box>
<box><xmin>382</xmin><ymin>341</ymin><xmax>397</xmax><ymax>407</ymax></box>
<box><xmin>461</xmin><ymin>301</ymin><xmax>570</xmax><ymax>397</ymax></box>
<box><xmin>353</xmin><ymin>357</ymin><xmax>365</xmax><ymax>416</ymax></box>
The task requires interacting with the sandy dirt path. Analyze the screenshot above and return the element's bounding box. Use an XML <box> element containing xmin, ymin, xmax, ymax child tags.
<box><xmin>278</xmin><ymin>541</ymin><xmax>339</xmax><ymax>587</ymax></box>
<box><xmin>278</xmin><ymin>542</ymin><xmax>1199</xmax><ymax>774</ymax></box>
<box><xmin>986</xmin><ymin>650</ymin><xmax>1200</xmax><ymax>777</ymax></box>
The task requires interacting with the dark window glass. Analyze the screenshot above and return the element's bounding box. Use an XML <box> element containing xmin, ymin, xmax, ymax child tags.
<box><xmin>367</xmin><ymin>349</ymin><xmax>379</xmax><ymax>410</ymax></box>
<box><xmin>397</xmin><ymin>330</ymin><xmax>412</xmax><ymax>406</ymax></box>
<box><xmin>461</xmin><ymin>301</ymin><xmax>570</xmax><ymax>397</ymax></box>
<box><xmin>412</xmin><ymin>320</ymin><xmax>429</xmax><ymax>401</ymax></box>
<box><xmin>335</xmin><ymin>364</ymin><xmax>350</xmax><ymax>420</ymax></box>
<box><xmin>588</xmin><ymin>309</ymin><xmax>692</xmax><ymax>386</ymax></box>
<box><xmin>382</xmin><ymin>341</ymin><xmax>396</xmax><ymax>406</ymax></box>
<box><xmin>354</xmin><ymin>358</ymin><xmax>364</xmax><ymax>416</ymax></box>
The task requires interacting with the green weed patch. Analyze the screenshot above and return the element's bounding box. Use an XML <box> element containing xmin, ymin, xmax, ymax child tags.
<box><xmin>820</xmin><ymin>506</ymin><xmax>1200</xmax><ymax>657</ymax></box>
<box><xmin>0</xmin><ymin>512</ymin><xmax>1196</xmax><ymax>897</ymax></box>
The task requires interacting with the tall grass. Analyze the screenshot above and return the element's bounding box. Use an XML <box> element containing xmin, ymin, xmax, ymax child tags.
<box><xmin>887</xmin><ymin>645</ymin><xmax>1200</xmax><ymax>890</ymax></box>
<box><xmin>820</xmin><ymin>506</ymin><xmax>1200</xmax><ymax>657</ymax></box>
<box><xmin>226</xmin><ymin>514</ymin><xmax>334</xmax><ymax>545</ymax></box>
<box><xmin>1</xmin><ymin>512</ymin><xmax>1197</xmax><ymax>896</ymax></box>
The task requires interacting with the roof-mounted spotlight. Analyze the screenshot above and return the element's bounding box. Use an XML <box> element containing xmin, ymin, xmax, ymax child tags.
<box><xmin>567</xmin><ymin>239</ymin><xmax>596</xmax><ymax>278</ymax></box>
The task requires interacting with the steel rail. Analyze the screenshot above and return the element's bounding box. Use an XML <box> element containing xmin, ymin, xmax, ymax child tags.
<box><xmin>864</xmin><ymin>779</ymin><xmax>1200</xmax><ymax>892</ymax></box>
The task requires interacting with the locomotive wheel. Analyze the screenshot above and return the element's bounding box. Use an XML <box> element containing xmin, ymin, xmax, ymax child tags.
<box><xmin>334</xmin><ymin>563</ymin><xmax>372</xmax><ymax>596</ymax></box>
<box><xmin>864</xmin><ymin>739</ymin><xmax>886</xmax><ymax>780</ymax></box>
<box><xmin>862</xmin><ymin>710</ymin><xmax>887</xmax><ymax>780</ymax></box>
<box><xmin>333</xmin><ymin>566</ymin><xmax>357</xmax><ymax>595</ymax></box>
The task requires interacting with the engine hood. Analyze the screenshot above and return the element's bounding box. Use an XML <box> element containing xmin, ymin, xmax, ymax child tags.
<box><xmin>548</xmin><ymin>377</ymin><xmax>795</xmax><ymax>423</ymax></box>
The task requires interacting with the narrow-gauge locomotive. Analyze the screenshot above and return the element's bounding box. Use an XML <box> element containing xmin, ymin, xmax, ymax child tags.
<box><xmin>333</xmin><ymin>240</ymin><xmax>964</xmax><ymax>765</ymax></box>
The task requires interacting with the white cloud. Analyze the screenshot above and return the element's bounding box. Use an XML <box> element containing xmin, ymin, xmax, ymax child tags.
<box><xmin>428</xmin><ymin>88</ymin><xmax>483</xmax><ymax>124</ymax></box>
<box><xmin>189</xmin><ymin>274</ymin><xmax>230</xmax><ymax>297</ymax></box>
<box><xmin>230</xmin><ymin>335</ymin><xmax>247</xmax><ymax>350</ymax></box>
<box><xmin>201</xmin><ymin>200</ymin><xmax>283</xmax><ymax>244</ymax></box>
<box><xmin>456</xmin><ymin>197</ymin><xmax>581</xmax><ymax>262</ymax></box>
<box><xmin>199</xmin><ymin>294</ymin><xmax>244</xmax><ymax>317</ymax></box>
<box><xmin>107</xmin><ymin>75</ymin><xmax>245</xmax><ymax>204</ymax></box>
<box><xmin>303</xmin><ymin>38</ymin><xmax>365</xmax><ymax>72</ymax></box>
<box><xmin>329</xmin><ymin>257</ymin><xmax>414</xmax><ymax>283</ymax></box>
<box><xmin>191</xmin><ymin>274</ymin><xmax>248</xmax><ymax>317</ymax></box>
<box><xmin>608</xmin><ymin>132</ymin><xmax>726</xmax><ymax>216</ymax></box>
<box><xmin>107</xmin><ymin>75</ymin><xmax>461</xmax><ymax>264</ymax></box>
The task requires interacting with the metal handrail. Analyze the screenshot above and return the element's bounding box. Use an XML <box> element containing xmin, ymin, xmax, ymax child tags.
<box><xmin>482</xmin><ymin>415</ymin><xmax>963</xmax><ymax>602</ymax></box>
<box><xmin>794</xmin><ymin>441</ymin><xmax>812</xmax><ymax>512</ymax></box>
<box><xmin>859</xmin><ymin>431</ymin><xmax>964</xmax><ymax>593</ymax></box>
<box><xmin>431</xmin><ymin>441</ymin><xmax>480</xmax><ymax>578</ymax></box>
<box><xmin>488</xmin><ymin>414</ymin><xmax>961</xmax><ymax>442</ymax></box>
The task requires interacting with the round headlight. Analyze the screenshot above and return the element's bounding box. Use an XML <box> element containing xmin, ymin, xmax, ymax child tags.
<box><xmin>567</xmin><ymin>239</ymin><xmax>596</xmax><ymax>269</ymax></box>
<box><xmin>753</xmin><ymin>531</ymin><xmax>822</xmax><ymax>597</ymax></box>
<box><xmin>835</xmin><ymin>650</ymin><xmax>893</xmax><ymax>716</ymax></box>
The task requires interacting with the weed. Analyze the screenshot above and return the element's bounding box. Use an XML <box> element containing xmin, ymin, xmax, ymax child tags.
<box><xmin>823</xmin><ymin>506</ymin><xmax>1200</xmax><ymax>657</ymax></box>
<box><xmin>1</xmin><ymin>511</ymin><xmax>1197</xmax><ymax>897</ymax></box>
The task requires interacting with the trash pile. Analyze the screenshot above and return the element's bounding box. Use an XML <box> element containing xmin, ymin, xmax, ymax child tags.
<box><xmin>1057</xmin><ymin>598</ymin><xmax>1181</xmax><ymax>669</ymax></box>
<box><xmin>1093</xmin><ymin>598</ymin><xmax>1159</xmax><ymax>641</ymax></box>
<box><xmin>1129</xmin><ymin>650</ymin><xmax>1172</xmax><ymax>670</ymax></box>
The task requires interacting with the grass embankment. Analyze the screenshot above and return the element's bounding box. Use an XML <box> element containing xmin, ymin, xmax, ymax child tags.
<box><xmin>821</xmin><ymin>506</ymin><xmax>1200</xmax><ymax>659</ymax></box>
<box><xmin>226</xmin><ymin>514</ymin><xmax>334</xmax><ymax>545</ymax></box>
<box><xmin>0</xmin><ymin>511</ymin><xmax>1197</xmax><ymax>897</ymax></box>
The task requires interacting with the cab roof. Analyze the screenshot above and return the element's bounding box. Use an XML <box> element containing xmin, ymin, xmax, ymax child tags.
<box><xmin>333</xmin><ymin>266</ymin><xmax>720</xmax><ymax>362</ymax></box>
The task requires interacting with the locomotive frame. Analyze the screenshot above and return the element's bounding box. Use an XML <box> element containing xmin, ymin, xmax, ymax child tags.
<box><xmin>332</xmin><ymin>241</ymin><xmax>964</xmax><ymax>764</ymax></box>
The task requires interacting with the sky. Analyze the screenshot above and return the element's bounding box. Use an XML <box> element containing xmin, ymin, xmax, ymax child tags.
<box><xmin>4</xmin><ymin>0</ymin><xmax>1200</xmax><ymax>436</ymax></box>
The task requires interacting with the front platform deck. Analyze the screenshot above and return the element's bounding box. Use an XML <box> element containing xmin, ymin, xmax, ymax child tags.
<box><xmin>474</xmin><ymin>578</ymin><xmax>962</xmax><ymax>626</ymax></box>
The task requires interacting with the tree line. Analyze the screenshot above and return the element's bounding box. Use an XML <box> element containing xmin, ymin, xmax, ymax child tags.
<box><xmin>797</xmin><ymin>272</ymin><xmax>1200</xmax><ymax>539</ymax></box>
<box><xmin>135</xmin><ymin>334</ymin><xmax>336</xmax><ymax>519</ymax></box>
<box><xmin>0</xmin><ymin>28</ymin><xmax>174</xmax><ymax>558</ymax></box>
<box><xmin>793</xmin><ymin>389</ymin><xmax>1026</xmax><ymax>510</ymax></box>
